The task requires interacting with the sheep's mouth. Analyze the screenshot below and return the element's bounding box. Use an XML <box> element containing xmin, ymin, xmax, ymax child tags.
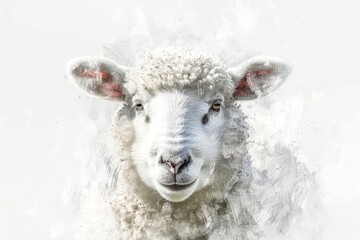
<box><xmin>160</xmin><ymin>180</ymin><xmax>196</xmax><ymax>191</ymax></box>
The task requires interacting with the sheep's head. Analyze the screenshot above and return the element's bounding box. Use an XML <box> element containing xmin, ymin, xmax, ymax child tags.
<box><xmin>66</xmin><ymin>50</ymin><xmax>291</xmax><ymax>202</ymax></box>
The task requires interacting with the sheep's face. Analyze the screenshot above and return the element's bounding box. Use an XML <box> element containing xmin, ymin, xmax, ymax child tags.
<box><xmin>130</xmin><ymin>90</ymin><xmax>228</xmax><ymax>201</ymax></box>
<box><xmin>66</xmin><ymin>50</ymin><xmax>291</xmax><ymax>202</ymax></box>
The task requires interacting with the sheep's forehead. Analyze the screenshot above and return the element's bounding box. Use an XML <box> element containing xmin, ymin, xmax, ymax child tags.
<box><xmin>127</xmin><ymin>49</ymin><xmax>234</xmax><ymax>98</ymax></box>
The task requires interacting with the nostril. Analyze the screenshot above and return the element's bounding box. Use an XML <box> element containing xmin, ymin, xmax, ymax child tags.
<box><xmin>184</xmin><ymin>155</ymin><xmax>191</xmax><ymax>164</ymax></box>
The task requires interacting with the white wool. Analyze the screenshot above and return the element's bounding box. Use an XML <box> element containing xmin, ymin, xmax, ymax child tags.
<box><xmin>71</xmin><ymin>49</ymin><xmax>316</xmax><ymax>240</ymax></box>
<box><xmin>125</xmin><ymin>48</ymin><xmax>234</xmax><ymax>100</ymax></box>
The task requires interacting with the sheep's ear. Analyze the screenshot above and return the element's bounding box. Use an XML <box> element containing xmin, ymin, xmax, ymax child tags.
<box><xmin>229</xmin><ymin>56</ymin><xmax>291</xmax><ymax>100</ymax></box>
<box><xmin>66</xmin><ymin>56</ymin><xmax>129</xmax><ymax>100</ymax></box>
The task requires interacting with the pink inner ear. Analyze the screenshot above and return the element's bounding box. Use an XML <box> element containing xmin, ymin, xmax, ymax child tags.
<box><xmin>233</xmin><ymin>69</ymin><xmax>272</xmax><ymax>97</ymax></box>
<box><xmin>80</xmin><ymin>69</ymin><xmax>123</xmax><ymax>98</ymax></box>
<box><xmin>234</xmin><ymin>78</ymin><xmax>254</xmax><ymax>97</ymax></box>
<box><xmin>100</xmin><ymin>82</ymin><xmax>123</xmax><ymax>98</ymax></box>
<box><xmin>80</xmin><ymin>70</ymin><xmax>113</xmax><ymax>82</ymax></box>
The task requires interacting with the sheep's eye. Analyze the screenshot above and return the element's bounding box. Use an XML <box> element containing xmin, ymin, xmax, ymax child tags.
<box><xmin>211</xmin><ymin>99</ymin><xmax>222</xmax><ymax>111</ymax></box>
<box><xmin>135</xmin><ymin>103</ymin><xmax>144</xmax><ymax>111</ymax></box>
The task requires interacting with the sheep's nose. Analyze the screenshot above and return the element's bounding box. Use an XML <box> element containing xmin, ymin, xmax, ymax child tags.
<box><xmin>161</xmin><ymin>156</ymin><xmax>191</xmax><ymax>175</ymax></box>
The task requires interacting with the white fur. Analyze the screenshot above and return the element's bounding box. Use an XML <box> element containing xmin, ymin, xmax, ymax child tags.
<box><xmin>67</xmin><ymin>48</ymin><xmax>313</xmax><ymax>240</ymax></box>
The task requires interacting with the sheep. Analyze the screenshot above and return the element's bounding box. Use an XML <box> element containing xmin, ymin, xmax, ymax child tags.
<box><xmin>66</xmin><ymin>48</ymin><xmax>315</xmax><ymax>240</ymax></box>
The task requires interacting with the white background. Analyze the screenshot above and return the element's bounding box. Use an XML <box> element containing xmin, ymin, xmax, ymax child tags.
<box><xmin>0</xmin><ymin>0</ymin><xmax>359</xmax><ymax>239</ymax></box>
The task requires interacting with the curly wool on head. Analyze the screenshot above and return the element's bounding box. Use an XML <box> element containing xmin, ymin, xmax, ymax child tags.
<box><xmin>126</xmin><ymin>49</ymin><xmax>234</xmax><ymax>99</ymax></box>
